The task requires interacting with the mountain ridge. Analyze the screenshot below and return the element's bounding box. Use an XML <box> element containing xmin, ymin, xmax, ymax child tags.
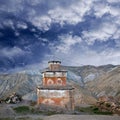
<box><xmin>0</xmin><ymin>64</ymin><xmax>120</xmax><ymax>104</ymax></box>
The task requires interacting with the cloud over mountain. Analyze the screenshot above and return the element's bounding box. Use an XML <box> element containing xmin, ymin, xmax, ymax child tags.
<box><xmin>0</xmin><ymin>0</ymin><xmax>120</xmax><ymax>72</ymax></box>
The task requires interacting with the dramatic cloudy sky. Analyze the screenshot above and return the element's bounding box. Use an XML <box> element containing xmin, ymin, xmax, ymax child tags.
<box><xmin>0</xmin><ymin>0</ymin><xmax>120</xmax><ymax>72</ymax></box>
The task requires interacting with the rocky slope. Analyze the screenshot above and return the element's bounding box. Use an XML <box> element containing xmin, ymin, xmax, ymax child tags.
<box><xmin>0</xmin><ymin>64</ymin><xmax>120</xmax><ymax>104</ymax></box>
<box><xmin>0</xmin><ymin>71</ymin><xmax>42</xmax><ymax>99</ymax></box>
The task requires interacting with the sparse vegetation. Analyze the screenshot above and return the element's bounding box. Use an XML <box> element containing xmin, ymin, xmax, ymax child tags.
<box><xmin>13</xmin><ymin>106</ymin><xmax>30</xmax><ymax>114</ymax></box>
<box><xmin>75</xmin><ymin>106</ymin><xmax>113</xmax><ymax>115</ymax></box>
<box><xmin>44</xmin><ymin>110</ymin><xmax>59</xmax><ymax>116</ymax></box>
<box><xmin>93</xmin><ymin>111</ymin><xmax>113</xmax><ymax>115</ymax></box>
<box><xmin>13</xmin><ymin>105</ymin><xmax>63</xmax><ymax>116</ymax></box>
<box><xmin>16</xmin><ymin>117</ymin><xmax>43</xmax><ymax>120</ymax></box>
<box><xmin>0</xmin><ymin>118</ymin><xmax>14</xmax><ymax>120</ymax></box>
<box><xmin>0</xmin><ymin>117</ymin><xmax>43</xmax><ymax>120</ymax></box>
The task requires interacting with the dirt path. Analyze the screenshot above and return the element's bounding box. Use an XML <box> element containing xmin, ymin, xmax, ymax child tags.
<box><xmin>44</xmin><ymin>114</ymin><xmax>120</xmax><ymax>120</ymax></box>
<box><xmin>0</xmin><ymin>112</ymin><xmax>120</xmax><ymax>120</ymax></box>
<box><xmin>15</xmin><ymin>114</ymin><xmax>45</xmax><ymax>120</ymax></box>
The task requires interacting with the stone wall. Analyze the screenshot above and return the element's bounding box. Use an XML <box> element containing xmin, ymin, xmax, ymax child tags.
<box><xmin>37</xmin><ymin>89</ymin><xmax>74</xmax><ymax>110</ymax></box>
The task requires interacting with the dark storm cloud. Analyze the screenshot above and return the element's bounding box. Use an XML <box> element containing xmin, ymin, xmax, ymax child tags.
<box><xmin>0</xmin><ymin>0</ymin><xmax>120</xmax><ymax>72</ymax></box>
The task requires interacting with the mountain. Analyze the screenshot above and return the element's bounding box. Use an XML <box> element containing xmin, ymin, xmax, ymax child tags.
<box><xmin>0</xmin><ymin>64</ymin><xmax>120</xmax><ymax>104</ymax></box>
